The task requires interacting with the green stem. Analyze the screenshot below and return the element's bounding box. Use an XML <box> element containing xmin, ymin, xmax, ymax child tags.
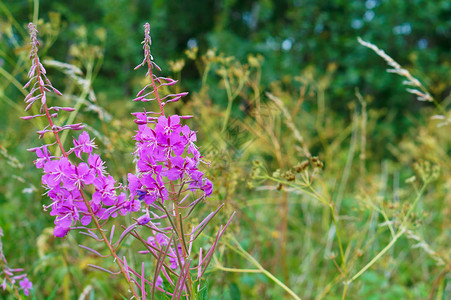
<box><xmin>348</xmin><ymin>180</ymin><xmax>430</xmax><ymax>284</ymax></box>
<box><xmin>221</xmin><ymin>73</ymin><xmax>233</xmax><ymax>132</ymax></box>
<box><xmin>214</xmin><ymin>265</ymin><xmax>262</xmax><ymax>273</ymax></box>
<box><xmin>221</xmin><ymin>237</ymin><xmax>302</xmax><ymax>300</ymax></box>
<box><xmin>0</xmin><ymin>66</ymin><xmax>28</xmax><ymax>96</ymax></box>
<box><xmin>341</xmin><ymin>284</ymin><xmax>348</xmax><ymax>300</ymax></box>
<box><xmin>348</xmin><ymin>228</ymin><xmax>405</xmax><ymax>283</ymax></box>
<box><xmin>329</xmin><ymin>204</ymin><xmax>347</xmax><ymax>275</ymax></box>
<box><xmin>33</xmin><ymin>0</ymin><xmax>39</xmax><ymax>24</ymax></box>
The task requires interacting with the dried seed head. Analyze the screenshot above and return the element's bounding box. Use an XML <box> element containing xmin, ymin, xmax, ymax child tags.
<box><xmin>294</xmin><ymin>160</ymin><xmax>309</xmax><ymax>173</ymax></box>
<box><xmin>283</xmin><ymin>171</ymin><xmax>296</xmax><ymax>181</ymax></box>
<box><xmin>310</xmin><ymin>156</ymin><xmax>324</xmax><ymax>169</ymax></box>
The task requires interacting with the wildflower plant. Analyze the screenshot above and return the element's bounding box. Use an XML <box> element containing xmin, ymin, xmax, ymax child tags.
<box><xmin>21</xmin><ymin>22</ymin><xmax>234</xmax><ymax>299</ymax></box>
<box><xmin>0</xmin><ymin>227</ymin><xmax>33</xmax><ymax>297</ymax></box>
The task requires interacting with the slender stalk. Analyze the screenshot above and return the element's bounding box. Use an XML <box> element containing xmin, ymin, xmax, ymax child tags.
<box><xmin>32</xmin><ymin>0</ymin><xmax>39</xmax><ymax>25</ymax></box>
<box><xmin>428</xmin><ymin>262</ymin><xmax>451</xmax><ymax>300</ymax></box>
<box><xmin>304</xmin><ymin>183</ymin><xmax>347</xmax><ymax>274</ymax></box>
<box><xmin>329</xmin><ymin>204</ymin><xmax>346</xmax><ymax>275</ymax></box>
<box><xmin>348</xmin><ymin>228</ymin><xmax>405</xmax><ymax>283</ymax></box>
<box><xmin>221</xmin><ymin>73</ymin><xmax>233</xmax><ymax>132</ymax></box>
<box><xmin>33</xmin><ymin>56</ymin><xmax>67</xmax><ymax>157</ymax></box>
<box><xmin>216</xmin><ymin>261</ymin><xmax>301</xmax><ymax>300</ymax></box>
<box><xmin>221</xmin><ymin>237</ymin><xmax>302</xmax><ymax>300</ymax></box>
<box><xmin>0</xmin><ymin>258</ymin><xmax>22</xmax><ymax>299</ymax></box>
<box><xmin>79</xmin><ymin>191</ymin><xmax>140</xmax><ymax>299</ymax></box>
<box><xmin>129</xmin><ymin>229</ymin><xmax>178</xmax><ymax>277</ymax></box>
<box><xmin>170</xmin><ymin>180</ymin><xmax>194</xmax><ymax>297</ymax></box>
<box><xmin>214</xmin><ymin>265</ymin><xmax>262</xmax><ymax>273</ymax></box>
<box><xmin>348</xmin><ymin>181</ymin><xmax>430</xmax><ymax>284</ymax></box>
<box><xmin>144</xmin><ymin>43</ymin><xmax>194</xmax><ymax>296</ymax></box>
<box><xmin>281</xmin><ymin>190</ymin><xmax>289</xmax><ymax>282</ymax></box>
<box><xmin>146</xmin><ymin>56</ymin><xmax>164</xmax><ymax>116</ymax></box>
<box><xmin>341</xmin><ymin>284</ymin><xmax>348</xmax><ymax>300</ymax></box>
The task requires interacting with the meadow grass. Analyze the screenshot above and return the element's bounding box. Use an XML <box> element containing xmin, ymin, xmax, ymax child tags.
<box><xmin>0</xmin><ymin>14</ymin><xmax>450</xmax><ymax>300</ymax></box>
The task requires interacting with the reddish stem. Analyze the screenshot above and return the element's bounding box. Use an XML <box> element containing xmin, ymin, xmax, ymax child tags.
<box><xmin>146</xmin><ymin>57</ymin><xmax>165</xmax><ymax>116</ymax></box>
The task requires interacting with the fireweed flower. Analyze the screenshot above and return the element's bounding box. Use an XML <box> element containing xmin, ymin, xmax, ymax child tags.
<box><xmin>23</xmin><ymin>23</ymin><xmax>145</xmax><ymax>299</ymax></box>
<box><xmin>19</xmin><ymin>278</ymin><xmax>33</xmax><ymax>296</ymax></box>
<box><xmin>33</xmin><ymin>131</ymin><xmax>131</xmax><ymax>237</ymax></box>
<box><xmin>23</xmin><ymin>22</ymin><xmax>136</xmax><ymax>239</ymax></box>
<box><xmin>21</xmin><ymin>21</ymin><xmax>234</xmax><ymax>299</ymax></box>
<box><xmin>128</xmin><ymin>114</ymin><xmax>209</xmax><ymax>204</ymax></box>
<box><xmin>124</xmin><ymin>22</ymin><xmax>235</xmax><ymax>296</ymax></box>
<box><xmin>0</xmin><ymin>227</ymin><xmax>33</xmax><ymax>297</ymax></box>
<box><xmin>35</xmin><ymin>145</ymin><xmax>51</xmax><ymax>168</ymax></box>
<box><xmin>72</xmin><ymin>131</ymin><xmax>97</xmax><ymax>159</ymax></box>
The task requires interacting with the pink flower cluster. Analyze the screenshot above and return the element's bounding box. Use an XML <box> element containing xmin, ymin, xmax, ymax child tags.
<box><xmin>32</xmin><ymin>132</ymin><xmax>139</xmax><ymax>237</ymax></box>
<box><xmin>128</xmin><ymin>114</ymin><xmax>213</xmax><ymax>206</ymax></box>
<box><xmin>1</xmin><ymin>228</ymin><xmax>33</xmax><ymax>296</ymax></box>
<box><xmin>0</xmin><ymin>268</ymin><xmax>32</xmax><ymax>296</ymax></box>
<box><xmin>122</xmin><ymin>23</ymin><xmax>223</xmax><ymax>291</ymax></box>
<box><xmin>20</xmin><ymin>21</ymin><xmax>234</xmax><ymax>298</ymax></box>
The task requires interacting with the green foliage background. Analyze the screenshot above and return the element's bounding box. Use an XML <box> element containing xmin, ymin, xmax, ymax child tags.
<box><xmin>4</xmin><ymin>0</ymin><xmax>451</xmax><ymax>118</ymax></box>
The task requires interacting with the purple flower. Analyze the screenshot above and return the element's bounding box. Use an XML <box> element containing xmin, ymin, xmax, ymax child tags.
<box><xmin>156</xmin><ymin>275</ymin><xmax>163</xmax><ymax>288</ymax></box>
<box><xmin>92</xmin><ymin>174</ymin><xmax>117</xmax><ymax>205</ymax></box>
<box><xmin>156</xmin><ymin>132</ymin><xmax>185</xmax><ymax>159</ymax></box>
<box><xmin>168</xmin><ymin>244</ymin><xmax>184</xmax><ymax>270</ymax></box>
<box><xmin>135</xmin><ymin>125</ymin><xmax>158</xmax><ymax>146</ymax></box>
<box><xmin>133</xmin><ymin>112</ymin><xmax>148</xmax><ymax>125</ymax></box>
<box><xmin>155</xmin><ymin>115</ymin><xmax>181</xmax><ymax>135</ymax></box>
<box><xmin>181</xmin><ymin>125</ymin><xmax>199</xmax><ymax>157</ymax></box>
<box><xmin>42</xmin><ymin>157</ymin><xmax>71</xmax><ymax>188</ymax></box>
<box><xmin>137</xmin><ymin>148</ymin><xmax>162</xmax><ymax>175</ymax></box>
<box><xmin>73</xmin><ymin>131</ymin><xmax>96</xmax><ymax>159</ymax></box>
<box><xmin>81</xmin><ymin>203</ymin><xmax>109</xmax><ymax>224</ymax></box>
<box><xmin>139</xmin><ymin>174</ymin><xmax>161</xmax><ymax>204</ymax></box>
<box><xmin>189</xmin><ymin>170</ymin><xmax>204</xmax><ymax>190</ymax></box>
<box><xmin>147</xmin><ymin>233</ymin><xmax>169</xmax><ymax>250</ymax></box>
<box><xmin>121</xmin><ymin>198</ymin><xmax>141</xmax><ymax>215</ymax></box>
<box><xmin>80</xmin><ymin>214</ymin><xmax>92</xmax><ymax>226</ymax></box>
<box><xmin>19</xmin><ymin>277</ymin><xmax>32</xmax><ymax>296</ymax></box>
<box><xmin>35</xmin><ymin>145</ymin><xmax>51</xmax><ymax>168</ymax></box>
<box><xmin>54</xmin><ymin>224</ymin><xmax>70</xmax><ymax>238</ymax></box>
<box><xmin>163</xmin><ymin>156</ymin><xmax>194</xmax><ymax>181</ymax></box>
<box><xmin>128</xmin><ymin>173</ymin><xmax>142</xmax><ymax>198</ymax></box>
<box><xmin>201</xmin><ymin>179</ymin><xmax>213</xmax><ymax>197</ymax></box>
<box><xmin>117</xmin><ymin>192</ymin><xmax>133</xmax><ymax>216</ymax></box>
<box><xmin>137</xmin><ymin>214</ymin><xmax>151</xmax><ymax>225</ymax></box>
<box><xmin>53</xmin><ymin>204</ymin><xmax>79</xmax><ymax>228</ymax></box>
<box><xmin>23</xmin><ymin>23</ymin><xmax>139</xmax><ymax>239</ymax></box>
<box><xmin>63</xmin><ymin>162</ymin><xmax>95</xmax><ymax>190</ymax></box>
<box><xmin>154</xmin><ymin>176</ymin><xmax>168</xmax><ymax>202</ymax></box>
<box><xmin>88</xmin><ymin>153</ymin><xmax>106</xmax><ymax>176</ymax></box>
<box><xmin>47</xmin><ymin>186</ymin><xmax>72</xmax><ymax>209</ymax></box>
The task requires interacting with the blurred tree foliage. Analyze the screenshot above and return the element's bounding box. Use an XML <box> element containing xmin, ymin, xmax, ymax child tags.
<box><xmin>3</xmin><ymin>0</ymin><xmax>451</xmax><ymax>128</ymax></box>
